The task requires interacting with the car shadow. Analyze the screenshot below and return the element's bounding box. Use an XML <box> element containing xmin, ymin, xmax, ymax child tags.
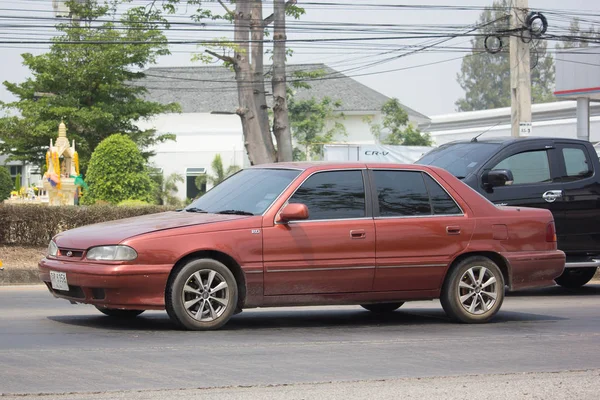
<box><xmin>46</xmin><ymin>306</ymin><xmax>564</xmax><ymax>332</ymax></box>
<box><xmin>508</xmin><ymin>283</ymin><xmax>600</xmax><ymax>297</ymax></box>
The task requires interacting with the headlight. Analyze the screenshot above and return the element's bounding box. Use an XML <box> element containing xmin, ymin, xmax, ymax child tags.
<box><xmin>86</xmin><ymin>245</ymin><xmax>137</xmax><ymax>261</ymax></box>
<box><xmin>48</xmin><ymin>240</ymin><xmax>58</xmax><ymax>257</ymax></box>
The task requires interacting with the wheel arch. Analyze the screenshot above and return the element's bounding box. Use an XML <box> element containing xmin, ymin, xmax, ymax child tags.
<box><xmin>446</xmin><ymin>251</ymin><xmax>512</xmax><ymax>289</ymax></box>
<box><xmin>167</xmin><ymin>250</ymin><xmax>247</xmax><ymax>310</ymax></box>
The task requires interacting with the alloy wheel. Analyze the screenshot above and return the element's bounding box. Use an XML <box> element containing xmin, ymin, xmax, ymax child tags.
<box><xmin>458</xmin><ymin>265</ymin><xmax>499</xmax><ymax>315</ymax></box>
<box><xmin>181</xmin><ymin>269</ymin><xmax>230</xmax><ymax>322</ymax></box>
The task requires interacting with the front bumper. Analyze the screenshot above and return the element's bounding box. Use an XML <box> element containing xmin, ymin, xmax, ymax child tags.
<box><xmin>38</xmin><ymin>257</ymin><xmax>172</xmax><ymax>310</ymax></box>
<box><xmin>503</xmin><ymin>250</ymin><xmax>566</xmax><ymax>291</ymax></box>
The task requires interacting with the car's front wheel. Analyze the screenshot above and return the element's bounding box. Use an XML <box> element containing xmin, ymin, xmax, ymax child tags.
<box><xmin>95</xmin><ymin>306</ymin><xmax>145</xmax><ymax>318</ymax></box>
<box><xmin>360</xmin><ymin>302</ymin><xmax>404</xmax><ymax>313</ymax></box>
<box><xmin>441</xmin><ymin>256</ymin><xmax>505</xmax><ymax>323</ymax></box>
<box><xmin>554</xmin><ymin>267</ymin><xmax>597</xmax><ymax>289</ymax></box>
<box><xmin>166</xmin><ymin>258</ymin><xmax>238</xmax><ymax>331</ymax></box>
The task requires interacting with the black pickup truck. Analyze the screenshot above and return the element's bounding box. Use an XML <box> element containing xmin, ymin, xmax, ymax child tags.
<box><xmin>417</xmin><ymin>137</ymin><xmax>600</xmax><ymax>288</ymax></box>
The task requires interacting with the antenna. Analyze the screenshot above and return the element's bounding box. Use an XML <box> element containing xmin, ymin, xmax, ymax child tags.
<box><xmin>471</xmin><ymin>121</ymin><xmax>503</xmax><ymax>142</ymax></box>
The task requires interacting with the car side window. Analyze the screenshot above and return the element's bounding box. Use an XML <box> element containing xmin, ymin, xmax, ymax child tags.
<box><xmin>373</xmin><ymin>170</ymin><xmax>431</xmax><ymax>217</ymax></box>
<box><xmin>492</xmin><ymin>150</ymin><xmax>551</xmax><ymax>185</ymax></box>
<box><xmin>561</xmin><ymin>147</ymin><xmax>592</xmax><ymax>180</ymax></box>
<box><xmin>423</xmin><ymin>174</ymin><xmax>462</xmax><ymax>215</ymax></box>
<box><xmin>289</xmin><ymin>170</ymin><xmax>365</xmax><ymax>220</ymax></box>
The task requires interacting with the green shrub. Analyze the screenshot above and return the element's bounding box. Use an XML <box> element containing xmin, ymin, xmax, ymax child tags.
<box><xmin>82</xmin><ymin>134</ymin><xmax>155</xmax><ymax>205</ymax></box>
<box><xmin>0</xmin><ymin>204</ymin><xmax>176</xmax><ymax>246</ymax></box>
<box><xmin>14</xmin><ymin>173</ymin><xmax>21</xmax><ymax>192</ymax></box>
<box><xmin>0</xmin><ymin>167</ymin><xmax>12</xmax><ymax>201</ymax></box>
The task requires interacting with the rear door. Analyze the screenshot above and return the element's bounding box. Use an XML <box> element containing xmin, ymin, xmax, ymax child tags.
<box><xmin>554</xmin><ymin>142</ymin><xmax>600</xmax><ymax>255</ymax></box>
<box><xmin>478</xmin><ymin>140</ymin><xmax>569</xmax><ymax>242</ymax></box>
<box><xmin>371</xmin><ymin>169</ymin><xmax>474</xmax><ymax>292</ymax></box>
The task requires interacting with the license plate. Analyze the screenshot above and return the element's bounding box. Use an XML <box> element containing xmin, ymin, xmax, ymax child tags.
<box><xmin>50</xmin><ymin>271</ymin><xmax>69</xmax><ymax>291</ymax></box>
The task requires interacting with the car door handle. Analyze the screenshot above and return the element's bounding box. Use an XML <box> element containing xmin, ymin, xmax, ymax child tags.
<box><xmin>542</xmin><ymin>190</ymin><xmax>562</xmax><ymax>203</ymax></box>
<box><xmin>446</xmin><ymin>226</ymin><xmax>461</xmax><ymax>235</ymax></box>
<box><xmin>350</xmin><ymin>229</ymin><xmax>366</xmax><ymax>239</ymax></box>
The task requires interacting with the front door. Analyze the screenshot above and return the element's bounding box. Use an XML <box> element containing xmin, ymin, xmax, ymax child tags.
<box><xmin>371</xmin><ymin>169</ymin><xmax>474</xmax><ymax>292</ymax></box>
<box><xmin>478</xmin><ymin>141</ymin><xmax>569</xmax><ymax>244</ymax></box>
<box><xmin>554</xmin><ymin>142</ymin><xmax>600</xmax><ymax>255</ymax></box>
<box><xmin>263</xmin><ymin>170</ymin><xmax>376</xmax><ymax>296</ymax></box>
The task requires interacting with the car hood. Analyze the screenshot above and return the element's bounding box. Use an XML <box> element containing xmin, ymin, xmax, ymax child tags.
<box><xmin>53</xmin><ymin>211</ymin><xmax>250</xmax><ymax>249</ymax></box>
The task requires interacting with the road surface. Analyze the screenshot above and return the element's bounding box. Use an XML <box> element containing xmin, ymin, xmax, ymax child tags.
<box><xmin>1</xmin><ymin>284</ymin><xmax>599</xmax><ymax>398</ymax></box>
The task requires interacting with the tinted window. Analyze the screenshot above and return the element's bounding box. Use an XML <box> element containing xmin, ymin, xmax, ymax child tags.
<box><xmin>373</xmin><ymin>170</ymin><xmax>431</xmax><ymax>217</ymax></box>
<box><xmin>492</xmin><ymin>150</ymin><xmax>550</xmax><ymax>184</ymax></box>
<box><xmin>562</xmin><ymin>147</ymin><xmax>591</xmax><ymax>179</ymax></box>
<box><xmin>417</xmin><ymin>142</ymin><xmax>500</xmax><ymax>178</ymax></box>
<box><xmin>423</xmin><ymin>174</ymin><xmax>462</xmax><ymax>215</ymax></box>
<box><xmin>187</xmin><ymin>168</ymin><xmax>300</xmax><ymax>215</ymax></box>
<box><xmin>289</xmin><ymin>171</ymin><xmax>365</xmax><ymax>220</ymax></box>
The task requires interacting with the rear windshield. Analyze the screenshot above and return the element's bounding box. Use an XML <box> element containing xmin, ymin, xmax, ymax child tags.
<box><xmin>416</xmin><ymin>142</ymin><xmax>500</xmax><ymax>178</ymax></box>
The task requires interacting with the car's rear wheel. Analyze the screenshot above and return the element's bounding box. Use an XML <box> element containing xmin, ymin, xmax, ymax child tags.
<box><xmin>95</xmin><ymin>306</ymin><xmax>145</xmax><ymax>318</ymax></box>
<box><xmin>166</xmin><ymin>258</ymin><xmax>238</xmax><ymax>331</ymax></box>
<box><xmin>441</xmin><ymin>256</ymin><xmax>505</xmax><ymax>324</ymax></box>
<box><xmin>360</xmin><ymin>302</ymin><xmax>404</xmax><ymax>313</ymax></box>
<box><xmin>554</xmin><ymin>267</ymin><xmax>597</xmax><ymax>289</ymax></box>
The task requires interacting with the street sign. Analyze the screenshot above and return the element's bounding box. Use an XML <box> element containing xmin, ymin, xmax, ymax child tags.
<box><xmin>519</xmin><ymin>122</ymin><xmax>532</xmax><ymax>136</ymax></box>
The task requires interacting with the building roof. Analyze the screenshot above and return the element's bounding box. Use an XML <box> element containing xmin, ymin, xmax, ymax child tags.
<box><xmin>422</xmin><ymin>101</ymin><xmax>600</xmax><ymax>133</ymax></box>
<box><xmin>138</xmin><ymin>63</ymin><xmax>428</xmax><ymax>120</ymax></box>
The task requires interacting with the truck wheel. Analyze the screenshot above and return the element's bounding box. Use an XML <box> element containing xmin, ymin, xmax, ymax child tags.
<box><xmin>554</xmin><ymin>267</ymin><xmax>597</xmax><ymax>289</ymax></box>
<box><xmin>166</xmin><ymin>258</ymin><xmax>238</xmax><ymax>331</ymax></box>
<box><xmin>441</xmin><ymin>256</ymin><xmax>505</xmax><ymax>324</ymax></box>
<box><xmin>95</xmin><ymin>306</ymin><xmax>144</xmax><ymax>318</ymax></box>
<box><xmin>361</xmin><ymin>302</ymin><xmax>404</xmax><ymax>313</ymax></box>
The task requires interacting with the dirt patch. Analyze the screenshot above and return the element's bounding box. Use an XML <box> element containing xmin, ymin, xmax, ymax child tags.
<box><xmin>0</xmin><ymin>245</ymin><xmax>46</xmax><ymax>270</ymax></box>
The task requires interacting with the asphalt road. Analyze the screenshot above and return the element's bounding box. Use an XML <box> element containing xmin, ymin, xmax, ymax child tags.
<box><xmin>1</xmin><ymin>284</ymin><xmax>600</xmax><ymax>398</ymax></box>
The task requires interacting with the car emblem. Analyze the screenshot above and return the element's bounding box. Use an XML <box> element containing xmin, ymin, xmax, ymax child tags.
<box><xmin>66</xmin><ymin>251</ymin><xmax>73</xmax><ymax>257</ymax></box>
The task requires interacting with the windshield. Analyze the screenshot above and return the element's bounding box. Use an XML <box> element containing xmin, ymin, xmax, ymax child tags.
<box><xmin>185</xmin><ymin>168</ymin><xmax>301</xmax><ymax>215</ymax></box>
<box><xmin>416</xmin><ymin>142</ymin><xmax>500</xmax><ymax>178</ymax></box>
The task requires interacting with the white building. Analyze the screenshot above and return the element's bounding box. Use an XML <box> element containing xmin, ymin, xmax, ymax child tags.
<box><xmin>138</xmin><ymin>64</ymin><xmax>429</xmax><ymax>199</ymax></box>
<box><xmin>420</xmin><ymin>101</ymin><xmax>600</xmax><ymax>146</ymax></box>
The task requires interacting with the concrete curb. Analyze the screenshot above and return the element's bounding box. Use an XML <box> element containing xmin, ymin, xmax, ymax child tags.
<box><xmin>0</xmin><ymin>269</ymin><xmax>42</xmax><ymax>286</ymax></box>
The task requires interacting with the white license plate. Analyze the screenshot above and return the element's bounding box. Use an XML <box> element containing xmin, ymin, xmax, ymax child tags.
<box><xmin>50</xmin><ymin>271</ymin><xmax>69</xmax><ymax>291</ymax></box>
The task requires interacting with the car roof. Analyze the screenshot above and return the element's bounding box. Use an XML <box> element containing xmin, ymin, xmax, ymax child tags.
<box><xmin>249</xmin><ymin>161</ymin><xmax>425</xmax><ymax>171</ymax></box>
<box><xmin>445</xmin><ymin>136</ymin><xmax>588</xmax><ymax>146</ymax></box>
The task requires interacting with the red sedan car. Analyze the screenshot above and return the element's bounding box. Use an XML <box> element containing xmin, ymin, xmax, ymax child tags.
<box><xmin>39</xmin><ymin>163</ymin><xmax>565</xmax><ymax>330</ymax></box>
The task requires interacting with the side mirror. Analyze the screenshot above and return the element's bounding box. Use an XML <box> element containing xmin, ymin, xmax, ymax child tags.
<box><xmin>484</xmin><ymin>169</ymin><xmax>514</xmax><ymax>188</ymax></box>
<box><xmin>276</xmin><ymin>203</ymin><xmax>309</xmax><ymax>224</ymax></box>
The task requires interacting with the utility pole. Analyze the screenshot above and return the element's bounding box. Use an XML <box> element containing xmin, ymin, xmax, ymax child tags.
<box><xmin>510</xmin><ymin>0</ymin><xmax>532</xmax><ymax>137</ymax></box>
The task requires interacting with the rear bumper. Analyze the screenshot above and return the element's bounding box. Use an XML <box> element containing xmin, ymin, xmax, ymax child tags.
<box><xmin>38</xmin><ymin>257</ymin><xmax>172</xmax><ymax>310</ymax></box>
<box><xmin>503</xmin><ymin>250</ymin><xmax>565</xmax><ymax>291</ymax></box>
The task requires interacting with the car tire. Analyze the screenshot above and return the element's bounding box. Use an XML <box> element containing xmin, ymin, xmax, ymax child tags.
<box><xmin>554</xmin><ymin>267</ymin><xmax>597</xmax><ymax>289</ymax></box>
<box><xmin>166</xmin><ymin>258</ymin><xmax>238</xmax><ymax>331</ymax></box>
<box><xmin>95</xmin><ymin>306</ymin><xmax>145</xmax><ymax>318</ymax></box>
<box><xmin>360</xmin><ymin>302</ymin><xmax>404</xmax><ymax>313</ymax></box>
<box><xmin>441</xmin><ymin>256</ymin><xmax>505</xmax><ymax>324</ymax></box>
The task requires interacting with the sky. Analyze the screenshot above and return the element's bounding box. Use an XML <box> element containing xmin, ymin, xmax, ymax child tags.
<box><xmin>1</xmin><ymin>0</ymin><xmax>599</xmax><ymax>117</ymax></box>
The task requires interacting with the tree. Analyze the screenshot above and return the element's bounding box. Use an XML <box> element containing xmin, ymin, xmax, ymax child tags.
<box><xmin>153</xmin><ymin>172</ymin><xmax>184</xmax><ymax>206</ymax></box>
<box><xmin>82</xmin><ymin>134</ymin><xmax>155</xmax><ymax>205</ymax></box>
<box><xmin>165</xmin><ymin>0</ymin><xmax>304</xmax><ymax>164</ymax></box>
<box><xmin>14</xmin><ymin>173</ymin><xmax>21</xmax><ymax>192</ymax></box>
<box><xmin>557</xmin><ymin>18</ymin><xmax>600</xmax><ymax>49</ymax></box>
<box><xmin>195</xmin><ymin>154</ymin><xmax>241</xmax><ymax>191</ymax></box>
<box><xmin>0</xmin><ymin>167</ymin><xmax>12</xmax><ymax>201</ymax></box>
<box><xmin>455</xmin><ymin>0</ymin><xmax>555</xmax><ymax>111</ymax></box>
<box><xmin>0</xmin><ymin>0</ymin><xmax>179</xmax><ymax>174</ymax></box>
<box><xmin>369</xmin><ymin>99</ymin><xmax>432</xmax><ymax>146</ymax></box>
<box><xmin>288</xmin><ymin>96</ymin><xmax>347</xmax><ymax>161</ymax></box>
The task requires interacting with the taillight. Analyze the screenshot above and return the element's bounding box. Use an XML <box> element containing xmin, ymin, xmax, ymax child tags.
<box><xmin>546</xmin><ymin>221</ymin><xmax>557</xmax><ymax>242</ymax></box>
